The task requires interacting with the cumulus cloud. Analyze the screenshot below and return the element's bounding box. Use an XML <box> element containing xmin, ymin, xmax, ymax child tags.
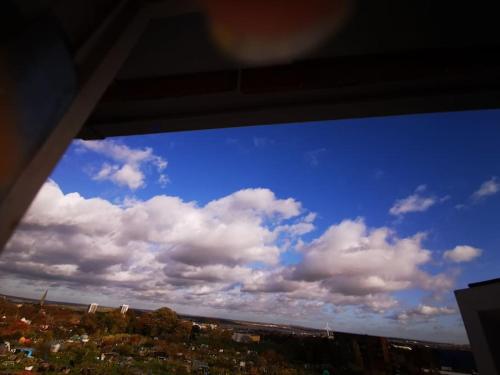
<box><xmin>1</xmin><ymin>181</ymin><xmax>473</xmax><ymax>322</ymax></box>
<box><xmin>443</xmin><ymin>245</ymin><xmax>482</xmax><ymax>263</ymax></box>
<box><xmin>288</xmin><ymin>219</ymin><xmax>453</xmax><ymax>304</ymax></box>
<box><xmin>240</xmin><ymin>218</ymin><xmax>459</xmax><ymax>314</ymax></box>
<box><xmin>472</xmin><ymin>177</ymin><xmax>499</xmax><ymax>201</ymax></box>
<box><xmin>389</xmin><ymin>185</ymin><xmax>445</xmax><ymax>216</ymax></box>
<box><xmin>77</xmin><ymin>140</ymin><xmax>167</xmax><ymax>190</ymax></box>
<box><xmin>391</xmin><ymin>305</ymin><xmax>456</xmax><ymax>323</ymax></box>
<box><xmin>1</xmin><ymin>182</ymin><xmax>307</xmax><ymax>303</ymax></box>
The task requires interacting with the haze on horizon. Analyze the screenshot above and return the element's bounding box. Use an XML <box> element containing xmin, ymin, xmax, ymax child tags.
<box><xmin>1</xmin><ymin>110</ymin><xmax>499</xmax><ymax>345</ymax></box>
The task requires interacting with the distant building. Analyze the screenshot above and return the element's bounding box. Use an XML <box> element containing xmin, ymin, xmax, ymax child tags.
<box><xmin>192</xmin><ymin>322</ymin><xmax>208</xmax><ymax>330</ymax></box>
<box><xmin>392</xmin><ymin>344</ymin><xmax>412</xmax><ymax>351</ymax></box>
<box><xmin>120</xmin><ymin>304</ymin><xmax>129</xmax><ymax>315</ymax></box>
<box><xmin>232</xmin><ymin>333</ymin><xmax>261</xmax><ymax>343</ymax></box>
<box><xmin>192</xmin><ymin>360</ymin><xmax>209</xmax><ymax>374</ymax></box>
<box><xmin>153</xmin><ymin>349</ymin><xmax>168</xmax><ymax>360</ymax></box>
<box><xmin>88</xmin><ymin>303</ymin><xmax>98</xmax><ymax>314</ymax></box>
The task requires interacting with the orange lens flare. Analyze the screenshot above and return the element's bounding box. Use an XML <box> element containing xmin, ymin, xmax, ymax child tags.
<box><xmin>200</xmin><ymin>0</ymin><xmax>353</xmax><ymax>64</ymax></box>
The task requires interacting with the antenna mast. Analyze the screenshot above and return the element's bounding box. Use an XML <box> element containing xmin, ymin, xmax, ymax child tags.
<box><xmin>39</xmin><ymin>289</ymin><xmax>48</xmax><ymax>307</ymax></box>
<box><xmin>324</xmin><ymin>322</ymin><xmax>335</xmax><ymax>340</ymax></box>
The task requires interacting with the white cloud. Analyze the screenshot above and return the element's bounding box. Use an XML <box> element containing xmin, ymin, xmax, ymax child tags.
<box><xmin>94</xmin><ymin>163</ymin><xmax>144</xmax><ymax>190</ymax></box>
<box><xmin>290</xmin><ymin>219</ymin><xmax>453</xmax><ymax>301</ymax></box>
<box><xmin>390</xmin><ymin>195</ymin><xmax>435</xmax><ymax>215</ymax></box>
<box><xmin>1</xmin><ymin>181</ymin><xmax>474</xmax><ymax>323</ymax></box>
<box><xmin>204</xmin><ymin>188</ymin><xmax>301</xmax><ymax>221</ymax></box>
<box><xmin>389</xmin><ymin>185</ymin><xmax>443</xmax><ymax>216</ymax></box>
<box><xmin>472</xmin><ymin>177</ymin><xmax>499</xmax><ymax>201</ymax></box>
<box><xmin>443</xmin><ymin>245</ymin><xmax>482</xmax><ymax>263</ymax></box>
<box><xmin>304</xmin><ymin>212</ymin><xmax>317</xmax><ymax>223</ymax></box>
<box><xmin>392</xmin><ymin>305</ymin><xmax>456</xmax><ymax>323</ymax></box>
<box><xmin>77</xmin><ymin>140</ymin><xmax>167</xmax><ymax>190</ymax></box>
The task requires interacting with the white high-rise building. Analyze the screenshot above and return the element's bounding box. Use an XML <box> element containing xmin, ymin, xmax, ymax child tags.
<box><xmin>88</xmin><ymin>303</ymin><xmax>98</xmax><ymax>314</ymax></box>
<box><xmin>120</xmin><ymin>304</ymin><xmax>129</xmax><ymax>315</ymax></box>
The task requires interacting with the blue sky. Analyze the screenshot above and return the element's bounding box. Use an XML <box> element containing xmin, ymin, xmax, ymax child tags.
<box><xmin>1</xmin><ymin>110</ymin><xmax>499</xmax><ymax>344</ymax></box>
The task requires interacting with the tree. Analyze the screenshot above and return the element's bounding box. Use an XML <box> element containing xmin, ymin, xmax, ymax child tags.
<box><xmin>80</xmin><ymin>314</ymin><xmax>99</xmax><ymax>334</ymax></box>
<box><xmin>133</xmin><ymin>307</ymin><xmax>187</xmax><ymax>339</ymax></box>
<box><xmin>190</xmin><ymin>324</ymin><xmax>201</xmax><ymax>340</ymax></box>
<box><xmin>106</xmin><ymin>310</ymin><xmax>127</xmax><ymax>334</ymax></box>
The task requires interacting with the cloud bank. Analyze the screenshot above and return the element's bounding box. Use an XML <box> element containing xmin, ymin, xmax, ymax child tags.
<box><xmin>0</xmin><ymin>181</ymin><xmax>479</xmax><ymax>333</ymax></box>
<box><xmin>391</xmin><ymin>305</ymin><xmax>456</xmax><ymax>323</ymax></box>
